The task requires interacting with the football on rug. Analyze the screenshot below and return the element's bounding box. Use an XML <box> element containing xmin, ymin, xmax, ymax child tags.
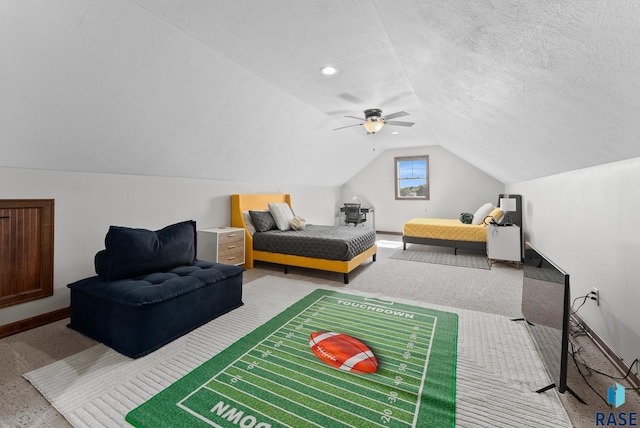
<box><xmin>126</xmin><ymin>289</ymin><xmax>458</xmax><ymax>428</ymax></box>
<box><xmin>309</xmin><ymin>331</ymin><xmax>379</xmax><ymax>374</ymax></box>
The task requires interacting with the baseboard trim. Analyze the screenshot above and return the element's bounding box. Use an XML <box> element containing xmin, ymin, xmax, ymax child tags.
<box><xmin>572</xmin><ymin>312</ymin><xmax>640</xmax><ymax>393</ymax></box>
<box><xmin>0</xmin><ymin>307</ymin><xmax>70</xmax><ymax>339</ymax></box>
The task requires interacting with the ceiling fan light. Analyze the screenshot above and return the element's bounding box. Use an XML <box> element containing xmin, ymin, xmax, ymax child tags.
<box><xmin>363</xmin><ymin>120</ymin><xmax>384</xmax><ymax>134</ymax></box>
<box><xmin>320</xmin><ymin>65</ymin><xmax>338</xmax><ymax>75</ymax></box>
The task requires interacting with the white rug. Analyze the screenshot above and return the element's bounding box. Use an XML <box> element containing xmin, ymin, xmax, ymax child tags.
<box><xmin>24</xmin><ymin>276</ymin><xmax>571</xmax><ymax>428</ymax></box>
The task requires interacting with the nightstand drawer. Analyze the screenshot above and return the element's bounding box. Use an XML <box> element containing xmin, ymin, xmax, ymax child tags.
<box><xmin>197</xmin><ymin>227</ymin><xmax>245</xmax><ymax>266</ymax></box>
<box><xmin>219</xmin><ymin>231</ymin><xmax>243</xmax><ymax>246</ymax></box>
<box><xmin>218</xmin><ymin>246</ymin><xmax>244</xmax><ymax>264</ymax></box>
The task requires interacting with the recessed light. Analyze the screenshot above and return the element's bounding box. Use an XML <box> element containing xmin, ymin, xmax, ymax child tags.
<box><xmin>321</xmin><ymin>65</ymin><xmax>338</xmax><ymax>76</ymax></box>
<box><xmin>392</xmin><ymin>131</ymin><xmax>400</xmax><ymax>135</ymax></box>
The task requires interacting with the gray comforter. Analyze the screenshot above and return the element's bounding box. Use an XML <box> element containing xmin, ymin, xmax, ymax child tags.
<box><xmin>252</xmin><ymin>225</ymin><xmax>375</xmax><ymax>261</ymax></box>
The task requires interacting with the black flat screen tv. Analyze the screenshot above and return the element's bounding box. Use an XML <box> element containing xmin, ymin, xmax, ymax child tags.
<box><xmin>521</xmin><ymin>243</ymin><xmax>584</xmax><ymax>403</ymax></box>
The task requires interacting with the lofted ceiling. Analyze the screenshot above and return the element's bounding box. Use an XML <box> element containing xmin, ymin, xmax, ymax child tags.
<box><xmin>3</xmin><ymin>1</ymin><xmax>640</xmax><ymax>186</ymax></box>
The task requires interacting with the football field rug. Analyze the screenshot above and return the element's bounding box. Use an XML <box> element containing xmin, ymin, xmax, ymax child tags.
<box><xmin>126</xmin><ymin>289</ymin><xmax>458</xmax><ymax>428</ymax></box>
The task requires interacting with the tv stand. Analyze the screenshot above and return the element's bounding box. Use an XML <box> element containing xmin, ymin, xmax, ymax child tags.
<box><xmin>510</xmin><ymin>317</ymin><xmax>534</xmax><ymax>326</ymax></box>
<box><xmin>511</xmin><ymin>316</ymin><xmax>585</xmax><ymax>404</ymax></box>
<box><xmin>536</xmin><ymin>383</ymin><xmax>586</xmax><ymax>405</ymax></box>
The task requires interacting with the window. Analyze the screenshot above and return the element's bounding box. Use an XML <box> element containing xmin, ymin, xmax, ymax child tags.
<box><xmin>395</xmin><ymin>156</ymin><xmax>429</xmax><ymax>200</ymax></box>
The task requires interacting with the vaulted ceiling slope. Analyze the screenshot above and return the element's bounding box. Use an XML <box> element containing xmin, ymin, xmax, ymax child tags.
<box><xmin>3</xmin><ymin>1</ymin><xmax>640</xmax><ymax>186</ymax></box>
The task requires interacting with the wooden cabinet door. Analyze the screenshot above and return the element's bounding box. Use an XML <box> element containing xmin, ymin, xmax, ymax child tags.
<box><xmin>0</xmin><ymin>200</ymin><xmax>54</xmax><ymax>308</ymax></box>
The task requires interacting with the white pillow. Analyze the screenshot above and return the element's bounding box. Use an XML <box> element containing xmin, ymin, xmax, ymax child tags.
<box><xmin>471</xmin><ymin>202</ymin><xmax>494</xmax><ymax>225</ymax></box>
<box><xmin>268</xmin><ymin>202</ymin><xmax>295</xmax><ymax>231</ymax></box>
<box><xmin>242</xmin><ymin>210</ymin><xmax>256</xmax><ymax>234</ymax></box>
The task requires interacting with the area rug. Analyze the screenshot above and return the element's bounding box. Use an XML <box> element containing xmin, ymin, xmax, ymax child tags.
<box><xmin>24</xmin><ymin>275</ymin><xmax>571</xmax><ymax>428</ymax></box>
<box><xmin>390</xmin><ymin>248</ymin><xmax>490</xmax><ymax>270</ymax></box>
<box><xmin>126</xmin><ymin>290</ymin><xmax>458</xmax><ymax>427</ymax></box>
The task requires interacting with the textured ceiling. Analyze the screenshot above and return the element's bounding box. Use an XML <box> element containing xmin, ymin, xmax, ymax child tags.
<box><xmin>3</xmin><ymin>0</ymin><xmax>640</xmax><ymax>185</ymax></box>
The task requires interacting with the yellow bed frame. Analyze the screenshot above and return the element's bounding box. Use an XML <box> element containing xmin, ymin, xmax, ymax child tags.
<box><xmin>230</xmin><ymin>194</ymin><xmax>377</xmax><ymax>283</ymax></box>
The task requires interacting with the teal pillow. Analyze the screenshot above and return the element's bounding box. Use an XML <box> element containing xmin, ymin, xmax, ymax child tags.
<box><xmin>460</xmin><ymin>212</ymin><xmax>473</xmax><ymax>224</ymax></box>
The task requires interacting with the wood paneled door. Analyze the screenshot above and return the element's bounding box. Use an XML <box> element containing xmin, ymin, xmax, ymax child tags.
<box><xmin>0</xmin><ymin>199</ymin><xmax>54</xmax><ymax>308</ymax></box>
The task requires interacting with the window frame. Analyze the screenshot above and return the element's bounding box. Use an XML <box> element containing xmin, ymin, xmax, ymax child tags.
<box><xmin>394</xmin><ymin>155</ymin><xmax>430</xmax><ymax>200</ymax></box>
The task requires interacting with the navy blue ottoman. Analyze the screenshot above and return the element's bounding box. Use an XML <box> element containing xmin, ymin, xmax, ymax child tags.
<box><xmin>67</xmin><ymin>220</ymin><xmax>244</xmax><ymax>358</ymax></box>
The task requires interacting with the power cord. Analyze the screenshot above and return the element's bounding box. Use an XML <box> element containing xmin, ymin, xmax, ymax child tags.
<box><xmin>569</xmin><ymin>340</ymin><xmax>609</xmax><ymax>405</ymax></box>
<box><xmin>570</xmin><ymin>319</ymin><xmax>588</xmax><ymax>338</ymax></box>
<box><xmin>571</xmin><ymin>294</ymin><xmax>592</xmax><ymax>314</ymax></box>
<box><xmin>569</xmin><ymin>293</ymin><xmax>640</xmax><ymax>400</ymax></box>
<box><xmin>569</xmin><ymin>323</ymin><xmax>640</xmax><ymax>405</ymax></box>
<box><xmin>571</xmin><ymin>291</ymin><xmax>600</xmax><ymax>317</ymax></box>
<box><xmin>573</xmin><ymin>348</ymin><xmax>640</xmax><ymax>396</ymax></box>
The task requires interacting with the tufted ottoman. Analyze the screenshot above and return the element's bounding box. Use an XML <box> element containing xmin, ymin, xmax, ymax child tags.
<box><xmin>67</xmin><ymin>220</ymin><xmax>244</xmax><ymax>358</ymax></box>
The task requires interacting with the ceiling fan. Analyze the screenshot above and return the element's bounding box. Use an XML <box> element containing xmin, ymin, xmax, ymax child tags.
<box><xmin>333</xmin><ymin>109</ymin><xmax>415</xmax><ymax>134</ymax></box>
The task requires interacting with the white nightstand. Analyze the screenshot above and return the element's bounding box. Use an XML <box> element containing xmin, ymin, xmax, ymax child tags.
<box><xmin>487</xmin><ymin>225</ymin><xmax>521</xmax><ymax>268</ymax></box>
<box><xmin>197</xmin><ymin>227</ymin><xmax>245</xmax><ymax>266</ymax></box>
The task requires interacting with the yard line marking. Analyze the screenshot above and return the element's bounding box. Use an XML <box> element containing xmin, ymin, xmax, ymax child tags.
<box><xmin>221</xmin><ymin>367</ymin><xmax>412</xmax><ymax>425</ymax></box>
<box><xmin>249</xmin><ymin>344</ymin><xmax>422</xmax><ymax>394</ymax></box>
<box><xmin>260</xmin><ymin>332</ymin><xmax>429</xmax><ymax>379</ymax></box>
<box><xmin>235</xmin><ymin>353</ymin><xmax>418</xmax><ymax>411</ymax></box>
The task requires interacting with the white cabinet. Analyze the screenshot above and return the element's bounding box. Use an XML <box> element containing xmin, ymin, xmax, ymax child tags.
<box><xmin>487</xmin><ymin>225</ymin><xmax>521</xmax><ymax>268</ymax></box>
<box><xmin>197</xmin><ymin>227</ymin><xmax>245</xmax><ymax>266</ymax></box>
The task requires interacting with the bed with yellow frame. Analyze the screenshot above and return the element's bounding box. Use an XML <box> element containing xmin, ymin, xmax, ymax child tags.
<box><xmin>231</xmin><ymin>194</ymin><xmax>377</xmax><ymax>284</ymax></box>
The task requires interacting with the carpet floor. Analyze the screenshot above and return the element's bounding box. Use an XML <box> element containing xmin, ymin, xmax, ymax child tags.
<box><xmin>24</xmin><ymin>275</ymin><xmax>571</xmax><ymax>428</ymax></box>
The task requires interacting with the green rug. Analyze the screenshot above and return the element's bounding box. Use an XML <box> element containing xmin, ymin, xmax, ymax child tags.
<box><xmin>126</xmin><ymin>289</ymin><xmax>458</xmax><ymax>428</ymax></box>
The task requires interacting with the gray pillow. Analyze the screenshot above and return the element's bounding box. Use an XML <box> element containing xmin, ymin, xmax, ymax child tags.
<box><xmin>249</xmin><ymin>210</ymin><xmax>276</xmax><ymax>232</ymax></box>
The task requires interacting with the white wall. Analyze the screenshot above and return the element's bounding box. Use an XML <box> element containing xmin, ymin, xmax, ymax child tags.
<box><xmin>507</xmin><ymin>157</ymin><xmax>640</xmax><ymax>372</ymax></box>
<box><xmin>341</xmin><ymin>145</ymin><xmax>505</xmax><ymax>232</ymax></box>
<box><xmin>0</xmin><ymin>166</ymin><xmax>338</xmax><ymax>326</ymax></box>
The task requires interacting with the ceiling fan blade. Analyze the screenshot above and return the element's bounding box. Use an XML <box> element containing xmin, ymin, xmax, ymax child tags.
<box><xmin>337</xmin><ymin>93</ymin><xmax>362</xmax><ymax>104</ymax></box>
<box><xmin>384</xmin><ymin>111</ymin><xmax>409</xmax><ymax>120</ymax></box>
<box><xmin>385</xmin><ymin>120</ymin><xmax>415</xmax><ymax>127</ymax></box>
<box><xmin>379</xmin><ymin>91</ymin><xmax>412</xmax><ymax>106</ymax></box>
<box><xmin>333</xmin><ymin>123</ymin><xmax>363</xmax><ymax>130</ymax></box>
<box><xmin>344</xmin><ymin>115</ymin><xmax>366</xmax><ymax>121</ymax></box>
